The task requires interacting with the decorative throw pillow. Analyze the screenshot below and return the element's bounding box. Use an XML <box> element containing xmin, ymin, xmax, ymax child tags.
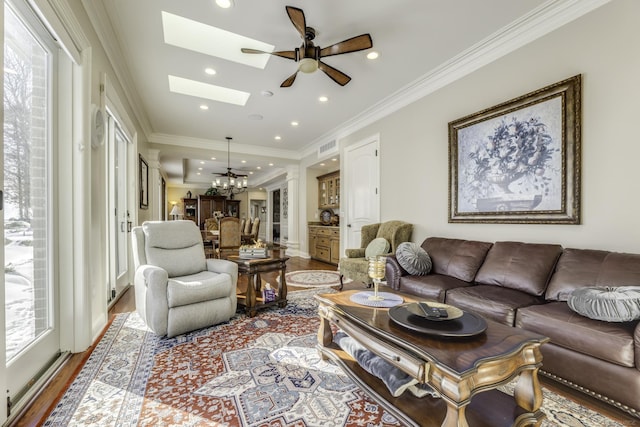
<box><xmin>365</xmin><ymin>237</ymin><xmax>390</xmax><ymax>258</ymax></box>
<box><xmin>396</xmin><ymin>242</ymin><xmax>432</xmax><ymax>276</ymax></box>
<box><xmin>568</xmin><ymin>286</ymin><xmax>640</xmax><ymax>322</ymax></box>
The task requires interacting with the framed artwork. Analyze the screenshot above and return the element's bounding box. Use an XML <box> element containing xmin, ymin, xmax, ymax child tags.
<box><xmin>448</xmin><ymin>75</ymin><xmax>581</xmax><ymax>224</ymax></box>
<box><xmin>139</xmin><ymin>154</ymin><xmax>149</xmax><ymax>209</ymax></box>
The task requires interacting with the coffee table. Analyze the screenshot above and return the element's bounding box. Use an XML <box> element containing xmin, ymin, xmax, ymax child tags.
<box><xmin>227</xmin><ymin>250</ymin><xmax>289</xmax><ymax>317</ymax></box>
<box><xmin>316</xmin><ymin>290</ymin><xmax>549</xmax><ymax>427</ymax></box>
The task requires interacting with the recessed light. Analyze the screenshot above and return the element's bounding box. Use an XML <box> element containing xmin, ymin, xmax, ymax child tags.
<box><xmin>197</xmin><ymin>172</ymin><xmax>201</xmax><ymax>175</ymax></box>
<box><xmin>320</xmin><ymin>163</ymin><xmax>325</xmax><ymax>166</ymax></box>
<box><xmin>248</xmin><ymin>114</ymin><xmax>263</xmax><ymax>120</ymax></box>
<box><xmin>215</xmin><ymin>0</ymin><xmax>233</xmax><ymax>9</ymax></box>
<box><xmin>256</xmin><ymin>166</ymin><xmax>262</xmax><ymax>170</ymax></box>
<box><xmin>211</xmin><ymin>157</ymin><xmax>216</xmax><ymax>160</ymax></box>
<box><xmin>318</xmin><ymin>96</ymin><xmax>328</xmax><ymax>102</ymax></box>
<box><xmin>200</xmin><ymin>104</ymin><xmax>209</xmax><ymax>110</ymax></box>
<box><xmin>241</xmin><ymin>160</ymin><xmax>247</xmax><ymax>164</ymax></box>
<box><xmin>200</xmin><ymin>161</ymin><xmax>205</xmax><ymax>164</ymax></box>
<box><xmin>205</xmin><ymin>67</ymin><xmax>216</xmax><ymax>75</ymax></box>
<box><xmin>367</xmin><ymin>51</ymin><xmax>379</xmax><ymax>60</ymax></box>
<box><xmin>269</xmin><ymin>163</ymin><xmax>274</xmax><ymax>166</ymax></box>
<box><xmin>331</xmin><ymin>158</ymin><xmax>337</xmax><ymax>162</ymax></box>
<box><xmin>291</xmin><ymin>121</ymin><xmax>299</xmax><ymax>126</ymax></box>
<box><xmin>198</xmin><ymin>167</ymin><xmax>203</xmax><ymax>171</ymax></box>
<box><xmin>249</xmin><ymin>171</ymin><xmax>254</xmax><ymax>175</ymax></box>
<box><xmin>274</xmin><ymin>135</ymin><xmax>281</xmax><ymax>140</ymax></box>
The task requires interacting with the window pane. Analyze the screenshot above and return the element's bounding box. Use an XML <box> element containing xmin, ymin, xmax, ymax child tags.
<box><xmin>4</xmin><ymin>5</ymin><xmax>51</xmax><ymax>361</ymax></box>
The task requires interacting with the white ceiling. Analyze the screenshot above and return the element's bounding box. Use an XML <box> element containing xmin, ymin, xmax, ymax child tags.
<box><xmin>93</xmin><ymin>0</ymin><xmax>560</xmax><ymax>188</ymax></box>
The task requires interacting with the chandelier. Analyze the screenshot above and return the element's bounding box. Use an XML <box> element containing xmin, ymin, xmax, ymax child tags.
<box><xmin>212</xmin><ymin>137</ymin><xmax>248</xmax><ymax>199</ymax></box>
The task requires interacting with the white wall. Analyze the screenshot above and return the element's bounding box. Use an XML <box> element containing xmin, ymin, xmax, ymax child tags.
<box><xmin>338</xmin><ymin>0</ymin><xmax>640</xmax><ymax>253</ymax></box>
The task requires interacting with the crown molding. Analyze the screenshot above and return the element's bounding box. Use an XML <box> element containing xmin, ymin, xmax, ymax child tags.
<box><xmin>81</xmin><ymin>0</ymin><xmax>153</xmax><ymax>139</ymax></box>
<box><xmin>300</xmin><ymin>0</ymin><xmax>611</xmax><ymax>159</ymax></box>
<box><xmin>149</xmin><ymin>133</ymin><xmax>302</xmax><ymax>160</ymax></box>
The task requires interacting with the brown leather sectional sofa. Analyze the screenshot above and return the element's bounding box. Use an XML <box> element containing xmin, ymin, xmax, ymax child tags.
<box><xmin>385</xmin><ymin>237</ymin><xmax>640</xmax><ymax>418</ymax></box>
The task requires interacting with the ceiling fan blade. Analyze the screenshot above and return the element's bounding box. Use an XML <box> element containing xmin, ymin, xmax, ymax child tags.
<box><xmin>241</xmin><ymin>48</ymin><xmax>296</xmax><ymax>60</ymax></box>
<box><xmin>320</xmin><ymin>34</ymin><xmax>373</xmax><ymax>57</ymax></box>
<box><xmin>285</xmin><ymin>6</ymin><xmax>306</xmax><ymax>39</ymax></box>
<box><xmin>318</xmin><ymin>61</ymin><xmax>351</xmax><ymax>86</ymax></box>
<box><xmin>280</xmin><ymin>71</ymin><xmax>299</xmax><ymax>88</ymax></box>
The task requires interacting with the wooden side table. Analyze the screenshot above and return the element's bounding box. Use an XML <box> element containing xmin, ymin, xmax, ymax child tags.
<box><xmin>227</xmin><ymin>254</ymin><xmax>289</xmax><ymax>317</ymax></box>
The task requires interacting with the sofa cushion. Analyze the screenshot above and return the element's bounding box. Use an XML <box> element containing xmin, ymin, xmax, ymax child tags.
<box><xmin>399</xmin><ymin>274</ymin><xmax>473</xmax><ymax>303</ymax></box>
<box><xmin>546</xmin><ymin>248</ymin><xmax>640</xmax><ymax>301</ymax></box>
<box><xmin>516</xmin><ymin>302</ymin><xmax>636</xmax><ymax>368</ymax></box>
<box><xmin>422</xmin><ymin>237</ymin><xmax>492</xmax><ymax>283</ymax></box>
<box><xmin>568</xmin><ymin>286</ymin><xmax>640</xmax><ymax>322</ymax></box>
<box><xmin>396</xmin><ymin>242</ymin><xmax>431</xmax><ymax>276</ymax></box>
<box><xmin>474</xmin><ymin>241</ymin><xmax>562</xmax><ymax>296</ymax></box>
<box><xmin>167</xmin><ymin>271</ymin><xmax>233</xmax><ymax>308</ymax></box>
<box><xmin>365</xmin><ymin>237</ymin><xmax>390</xmax><ymax>258</ymax></box>
<box><xmin>445</xmin><ymin>285</ymin><xmax>542</xmax><ymax>326</ymax></box>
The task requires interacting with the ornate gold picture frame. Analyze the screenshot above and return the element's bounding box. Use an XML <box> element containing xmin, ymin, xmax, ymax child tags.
<box><xmin>448</xmin><ymin>75</ymin><xmax>581</xmax><ymax>224</ymax></box>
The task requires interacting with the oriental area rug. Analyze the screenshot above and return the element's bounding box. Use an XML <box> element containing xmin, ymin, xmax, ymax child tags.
<box><xmin>284</xmin><ymin>270</ymin><xmax>351</xmax><ymax>288</ymax></box>
<box><xmin>45</xmin><ymin>288</ymin><xmax>623</xmax><ymax>426</ymax></box>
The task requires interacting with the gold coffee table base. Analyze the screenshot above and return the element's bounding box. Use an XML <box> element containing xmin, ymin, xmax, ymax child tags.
<box><xmin>316</xmin><ymin>290</ymin><xmax>548</xmax><ymax>427</ymax></box>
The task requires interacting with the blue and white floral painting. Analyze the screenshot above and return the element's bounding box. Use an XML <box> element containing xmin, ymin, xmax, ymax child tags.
<box><xmin>457</xmin><ymin>96</ymin><xmax>563</xmax><ymax>213</ymax></box>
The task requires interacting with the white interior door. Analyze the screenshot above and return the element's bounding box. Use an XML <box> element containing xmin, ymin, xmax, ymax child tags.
<box><xmin>343</xmin><ymin>135</ymin><xmax>380</xmax><ymax>250</ymax></box>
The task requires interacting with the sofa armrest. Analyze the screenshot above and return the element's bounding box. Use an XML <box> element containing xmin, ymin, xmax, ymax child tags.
<box><xmin>385</xmin><ymin>255</ymin><xmax>408</xmax><ymax>291</ymax></box>
<box><xmin>635</xmin><ymin>322</ymin><xmax>640</xmax><ymax>371</ymax></box>
<box><xmin>206</xmin><ymin>258</ymin><xmax>239</xmax><ymax>289</ymax></box>
<box><xmin>135</xmin><ymin>265</ymin><xmax>170</xmax><ymax>335</ymax></box>
<box><xmin>345</xmin><ymin>248</ymin><xmax>366</xmax><ymax>258</ymax></box>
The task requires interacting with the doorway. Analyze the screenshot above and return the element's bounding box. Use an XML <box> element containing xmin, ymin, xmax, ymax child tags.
<box><xmin>343</xmin><ymin>135</ymin><xmax>380</xmax><ymax>249</ymax></box>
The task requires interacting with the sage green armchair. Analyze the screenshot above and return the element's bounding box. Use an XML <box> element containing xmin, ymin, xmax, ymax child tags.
<box><xmin>338</xmin><ymin>220</ymin><xmax>413</xmax><ymax>289</ymax></box>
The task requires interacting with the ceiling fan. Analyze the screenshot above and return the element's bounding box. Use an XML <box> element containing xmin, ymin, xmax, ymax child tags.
<box><xmin>241</xmin><ymin>6</ymin><xmax>373</xmax><ymax>87</ymax></box>
<box><xmin>212</xmin><ymin>137</ymin><xmax>248</xmax><ymax>180</ymax></box>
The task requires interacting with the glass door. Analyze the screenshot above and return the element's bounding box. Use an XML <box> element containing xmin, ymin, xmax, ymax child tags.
<box><xmin>107</xmin><ymin>114</ymin><xmax>130</xmax><ymax>303</ymax></box>
<box><xmin>4</xmin><ymin>0</ymin><xmax>60</xmax><ymax>411</ymax></box>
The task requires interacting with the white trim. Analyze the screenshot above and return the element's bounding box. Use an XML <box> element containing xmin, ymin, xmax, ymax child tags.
<box><xmin>81</xmin><ymin>0</ymin><xmax>153</xmax><ymax>138</ymax></box>
<box><xmin>29</xmin><ymin>0</ymin><xmax>90</xmax><ymax>62</ymax></box>
<box><xmin>103</xmin><ymin>73</ymin><xmax>136</xmax><ymax>143</ymax></box>
<box><xmin>73</xmin><ymin>47</ymin><xmax>94</xmax><ymax>348</ymax></box>
<box><xmin>301</xmin><ymin>0</ymin><xmax>611</xmax><ymax>158</ymax></box>
<box><xmin>150</xmin><ymin>133</ymin><xmax>302</xmax><ymax>160</ymax></box>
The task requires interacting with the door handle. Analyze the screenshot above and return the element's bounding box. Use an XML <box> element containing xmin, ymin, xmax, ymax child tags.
<box><xmin>120</xmin><ymin>221</ymin><xmax>125</xmax><ymax>232</ymax></box>
<box><xmin>347</xmin><ymin>224</ymin><xmax>352</xmax><ymax>228</ymax></box>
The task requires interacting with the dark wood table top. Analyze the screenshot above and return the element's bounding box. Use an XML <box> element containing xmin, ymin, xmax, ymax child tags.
<box><xmin>316</xmin><ymin>290</ymin><xmax>549</xmax><ymax>376</ymax></box>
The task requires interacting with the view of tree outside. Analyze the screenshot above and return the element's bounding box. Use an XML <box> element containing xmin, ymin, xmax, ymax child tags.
<box><xmin>4</xmin><ymin>5</ymin><xmax>50</xmax><ymax>361</ymax></box>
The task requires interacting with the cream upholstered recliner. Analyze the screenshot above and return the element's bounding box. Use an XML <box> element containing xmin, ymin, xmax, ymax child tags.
<box><xmin>132</xmin><ymin>220</ymin><xmax>238</xmax><ymax>337</ymax></box>
<box><xmin>338</xmin><ymin>220</ymin><xmax>413</xmax><ymax>289</ymax></box>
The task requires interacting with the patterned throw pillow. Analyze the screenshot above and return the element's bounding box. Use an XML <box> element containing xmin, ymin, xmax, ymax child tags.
<box><xmin>568</xmin><ymin>286</ymin><xmax>640</xmax><ymax>322</ymax></box>
<box><xmin>365</xmin><ymin>237</ymin><xmax>390</xmax><ymax>258</ymax></box>
<box><xmin>396</xmin><ymin>242</ymin><xmax>432</xmax><ymax>276</ymax></box>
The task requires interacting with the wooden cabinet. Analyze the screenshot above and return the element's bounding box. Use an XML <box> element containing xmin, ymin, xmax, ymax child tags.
<box><xmin>308</xmin><ymin>225</ymin><xmax>340</xmax><ymax>265</ymax></box>
<box><xmin>317</xmin><ymin>171</ymin><xmax>340</xmax><ymax>209</ymax></box>
<box><xmin>182</xmin><ymin>198</ymin><xmax>198</xmax><ymax>223</ymax></box>
<box><xmin>197</xmin><ymin>195</ymin><xmax>240</xmax><ymax>229</ymax></box>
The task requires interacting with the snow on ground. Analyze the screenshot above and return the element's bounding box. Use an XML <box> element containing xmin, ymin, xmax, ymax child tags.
<box><xmin>5</xmin><ymin>227</ymin><xmax>36</xmax><ymax>360</ymax></box>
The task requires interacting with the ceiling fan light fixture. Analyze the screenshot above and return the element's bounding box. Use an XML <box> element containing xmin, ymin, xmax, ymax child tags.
<box><xmin>298</xmin><ymin>57</ymin><xmax>318</xmax><ymax>74</ymax></box>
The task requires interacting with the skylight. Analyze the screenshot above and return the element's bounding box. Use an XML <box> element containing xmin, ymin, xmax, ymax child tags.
<box><xmin>161</xmin><ymin>11</ymin><xmax>274</xmax><ymax>69</ymax></box>
<box><xmin>168</xmin><ymin>75</ymin><xmax>250</xmax><ymax>106</ymax></box>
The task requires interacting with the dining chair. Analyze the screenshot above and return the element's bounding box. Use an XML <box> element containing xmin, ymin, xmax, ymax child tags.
<box><xmin>216</xmin><ymin>216</ymin><xmax>241</xmax><ymax>259</ymax></box>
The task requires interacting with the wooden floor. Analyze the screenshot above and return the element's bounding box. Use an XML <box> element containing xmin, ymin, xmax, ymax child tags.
<box><xmin>11</xmin><ymin>257</ymin><xmax>639</xmax><ymax>426</ymax></box>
